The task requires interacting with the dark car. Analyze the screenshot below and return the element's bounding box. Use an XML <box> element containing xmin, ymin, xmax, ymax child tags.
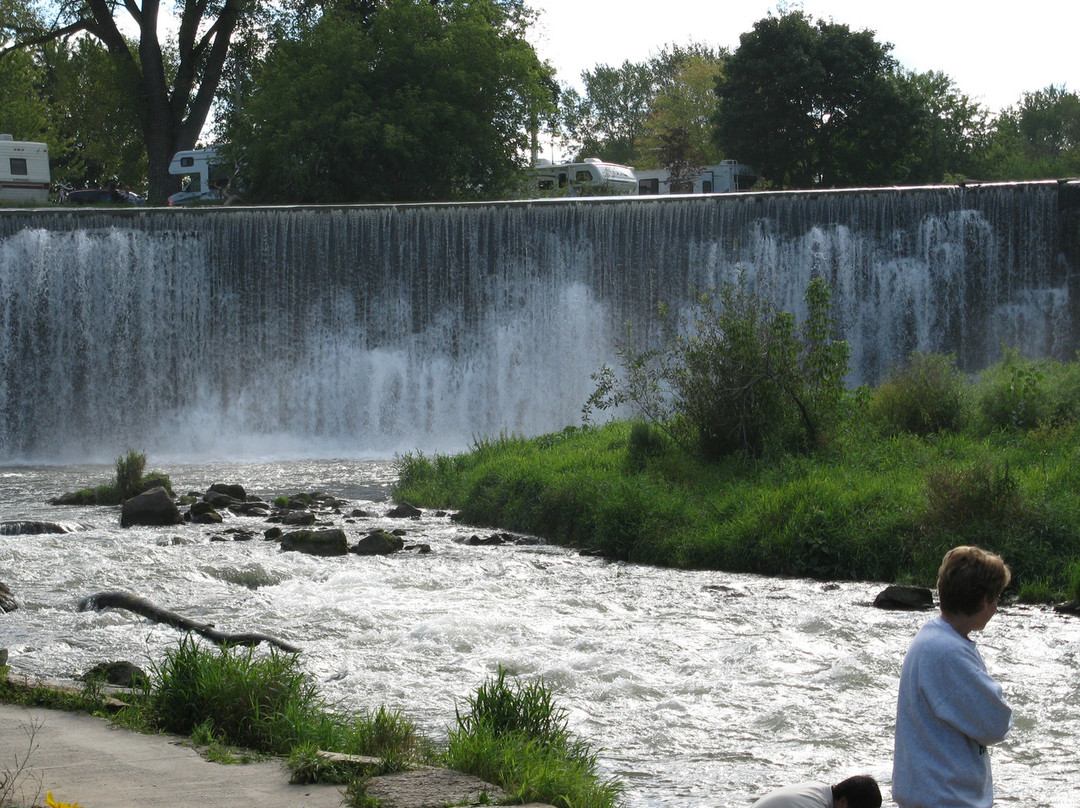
<box><xmin>66</xmin><ymin>188</ymin><xmax>145</xmax><ymax>205</ymax></box>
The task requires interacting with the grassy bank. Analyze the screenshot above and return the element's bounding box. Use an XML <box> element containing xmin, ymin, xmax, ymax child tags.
<box><xmin>1</xmin><ymin>641</ymin><xmax>620</xmax><ymax>808</ymax></box>
<box><xmin>394</xmin><ymin>361</ymin><xmax>1080</xmax><ymax>602</ymax></box>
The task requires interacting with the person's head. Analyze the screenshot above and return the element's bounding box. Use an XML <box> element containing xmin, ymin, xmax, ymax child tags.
<box><xmin>937</xmin><ymin>545</ymin><xmax>1011</xmax><ymax>616</ymax></box>
<box><xmin>831</xmin><ymin>775</ymin><xmax>881</xmax><ymax>808</ymax></box>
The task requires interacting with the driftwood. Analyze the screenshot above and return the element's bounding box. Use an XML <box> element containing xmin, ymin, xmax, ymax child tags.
<box><xmin>77</xmin><ymin>591</ymin><xmax>300</xmax><ymax>653</ymax></box>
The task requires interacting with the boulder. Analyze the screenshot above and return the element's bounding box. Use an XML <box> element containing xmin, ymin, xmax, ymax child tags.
<box><xmin>0</xmin><ymin>520</ymin><xmax>74</xmax><ymax>535</ymax></box>
<box><xmin>0</xmin><ymin>581</ymin><xmax>17</xmax><ymax>613</ymax></box>
<box><xmin>386</xmin><ymin>501</ymin><xmax>422</xmax><ymax>518</ymax></box>
<box><xmin>282</xmin><ymin>510</ymin><xmax>317</xmax><ymax>527</ymax></box>
<box><xmin>204</xmin><ymin>491</ymin><xmax>240</xmax><ymax>509</ymax></box>
<box><xmin>120</xmin><ymin>487</ymin><xmax>182</xmax><ymax>528</ymax></box>
<box><xmin>352</xmin><ymin>531</ymin><xmax>405</xmax><ymax>555</ymax></box>
<box><xmin>80</xmin><ymin>660</ymin><xmax>148</xmax><ymax>688</ymax></box>
<box><xmin>264</xmin><ymin>526</ymin><xmax>283</xmax><ymax>541</ymax></box>
<box><xmin>208</xmin><ymin>483</ymin><xmax>247</xmax><ymax>501</ymax></box>
<box><xmin>280</xmin><ymin>528</ymin><xmax>349</xmax><ymax>556</ymax></box>
<box><xmin>189</xmin><ymin>501</ymin><xmax>223</xmax><ymax>524</ymax></box>
<box><xmin>874</xmin><ymin>585</ymin><xmax>934</xmax><ymax>610</ymax></box>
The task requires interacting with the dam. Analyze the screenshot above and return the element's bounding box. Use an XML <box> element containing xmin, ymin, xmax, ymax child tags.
<box><xmin>0</xmin><ymin>181</ymin><xmax>1076</xmax><ymax>461</ymax></box>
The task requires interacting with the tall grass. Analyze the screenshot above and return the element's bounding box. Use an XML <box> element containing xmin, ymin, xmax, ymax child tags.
<box><xmin>147</xmin><ymin>637</ymin><xmax>424</xmax><ymax>777</ymax></box>
<box><xmin>446</xmin><ymin>666</ymin><xmax>623</xmax><ymax>808</ymax></box>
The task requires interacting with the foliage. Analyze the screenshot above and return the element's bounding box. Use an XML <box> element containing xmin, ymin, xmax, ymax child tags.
<box><xmin>971</xmin><ymin>348</ymin><xmax>1080</xmax><ymax>431</ymax></box>
<box><xmin>1</xmin><ymin>0</ymin><xmax>257</xmax><ymax>203</ymax></box>
<box><xmin>587</xmin><ymin>277</ymin><xmax>849</xmax><ymax>459</ymax></box>
<box><xmin>979</xmin><ymin>86</ymin><xmax>1080</xmax><ymax>180</ymax></box>
<box><xmin>896</xmin><ymin>70</ymin><xmax>992</xmax><ymax>184</ymax></box>
<box><xmin>557</xmin><ymin>42</ymin><xmax>725</xmax><ymax>169</ymax></box>
<box><xmin>52</xmin><ymin>451</ymin><xmax>172</xmax><ymax>506</ymax></box>
<box><xmin>114</xmin><ymin>449</ymin><xmax>147</xmax><ymax>499</ymax></box>
<box><xmin>713</xmin><ymin>10</ymin><xmax>921</xmax><ymax>188</ymax></box>
<box><xmin>446</xmin><ymin>666</ymin><xmax>623</xmax><ymax>808</ymax></box>
<box><xmin>869</xmin><ymin>352</ymin><xmax>966</xmax><ymax>435</ymax></box>
<box><xmin>394</xmin><ymin>374</ymin><xmax>1080</xmax><ymax>599</ymax></box>
<box><xmin>222</xmin><ymin>0</ymin><xmax>555</xmax><ymax>203</ymax></box>
<box><xmin>146</xmin><ymin>636</ymin><xmax>423</xmax><ymax>776</ymax></box>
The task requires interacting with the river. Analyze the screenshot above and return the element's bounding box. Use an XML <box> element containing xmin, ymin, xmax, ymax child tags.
<box><xmin>1</xmin><ymin>460</ymin><xmax>1077</xmax><ymax>807</ymax></box>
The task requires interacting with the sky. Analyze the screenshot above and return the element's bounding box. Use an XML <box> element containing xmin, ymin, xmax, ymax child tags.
<box><xmin>526</xmin><ymin>0</ymin><xmax>1079</xmax><ymax>115</ymax></box>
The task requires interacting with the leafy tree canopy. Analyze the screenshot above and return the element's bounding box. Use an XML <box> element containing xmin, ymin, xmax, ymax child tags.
<box><xmin>222</xmin><ymin>0</ymin><xmax>555</xmax><ymax>203</ymax></box>
<box><xmin>713</xmin><ymin>10</ymin><xmax>921</xmax><ymax>188</ymax></box>
<box><xmin>979</xmin><ymin>85</ymin><xmax>1080</xmax><ymax>180</ymax></box>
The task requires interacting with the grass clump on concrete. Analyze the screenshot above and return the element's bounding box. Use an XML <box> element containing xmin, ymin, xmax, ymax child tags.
<box><xmin>446</xmin><ymin>666</ymin><xmax>622</xmax><ymax>808</ymax></box>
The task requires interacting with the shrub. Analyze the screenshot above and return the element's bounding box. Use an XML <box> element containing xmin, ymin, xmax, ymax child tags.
<box><xmin>114</xmin><ymin>449</ymin><xmax>147</xmax><ymax>499</ymax></box>
<box><xmin>975</xmin><ymin>348</ymin><xmax>1054</xmax><ymax>430</ymax></box>
<box><xmin>921</xmin><ymin>461</ymin><xmax>1024</xmax><ymax>531</ymax></box>
<box><xmin>869</xmin><ymin>352</ymin><xmax>966</xmax><ymax>435</ymax></box>
<box><xmin>588</xmin><ymin>277</ymin><xmax>849</xmax><ymax>459</ymax></box>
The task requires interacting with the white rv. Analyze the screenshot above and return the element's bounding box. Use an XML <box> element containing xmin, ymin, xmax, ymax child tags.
<box><xmin>533</xmin><ymin>158</ymin><xmax>638</xmax><ymax>196</ymax></box>
<box><xmin>0</xmin><ymin>135</ymin><xmax>50</xmax><ymax>203</ymax></box>
<box><xmin>167</xmin><ymin>146</ymin><xmax>233</xmax><ymax>205</ymax></box>
<box><xmin>636</xmin><ymin>160</ymin><xmax>757</xmax><ymax>195</ymax></box>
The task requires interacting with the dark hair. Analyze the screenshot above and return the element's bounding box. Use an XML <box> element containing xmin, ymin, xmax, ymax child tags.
<box><xmin>832</xmin><ymin>775</ymin><xmax>882</xmax><ymax>808</ymax></box>
<box><xmin>937</xmin><ymin>545</ymin><xmax>1011</xmax><ymax>615</ymax></box>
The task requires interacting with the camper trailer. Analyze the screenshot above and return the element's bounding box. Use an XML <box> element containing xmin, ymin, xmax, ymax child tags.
<box><xmin>0</xmin><ymin>135</ymin><xmax>50</xmax><ymax>203</ymax></box>
<box><xmin>168</xmin><ymin>146</ymin><xmax>233</xmax><ymax>205</ymax></box>
<box><xmin>533</xmin><ymin>158</ymin><xmax>638</xmax><ymax>196</ymax></box>
<box><xmin>636</xmin><ymin>160</ymin><xmax>757</xmax><ymax>195</ymax></box>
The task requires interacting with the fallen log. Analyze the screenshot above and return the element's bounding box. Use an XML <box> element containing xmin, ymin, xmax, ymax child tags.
<box><xmin>77</xmin><ymin>591</ymin><xmax>300</xmax><ymax>654</ymax></box>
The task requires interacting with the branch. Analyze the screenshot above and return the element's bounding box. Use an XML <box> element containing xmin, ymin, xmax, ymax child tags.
<box><xmin>77</xmin><ymin>591</ymin><xmax>301</xmax><ymax>653</ymax></box>
<box><xmin>0</xmin><ymin>19</ymin><xmax>90</xmax><ymax>59</ymax></box>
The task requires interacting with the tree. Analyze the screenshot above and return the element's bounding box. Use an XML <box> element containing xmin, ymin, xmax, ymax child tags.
<box><xmin>560</xmin><ymin>59</ymin><xmax>654</xmax><ymax>166</ymax></box>
<box><xmin>897</xmin><ymin>70</ymin><xmax>991</xmax><ymax>184</ymax></box>
<box><xmin>2</xmin><ymin>0</ymin><xmax>257</xmax><ymax>202</ymax></box>
<box><xmin>640</xmin><ymin>49</ymin><xmax>724</xmax><ymax>169</ymax></box>
<box><xmin>558</xmin><ymin>42</ymin><xmax>726</xmax><ymax>169</ymax></box>
<box><xmin>980</xmin><ymin>86</ymin><xmax>1080</xmax><ymax>180</ymax></box>
<box><xmin>713</xmin><ymin>10</ymin><xmax>921</xmax><ymax>188</ymax></box>
<box><xmin>222</xmin><ymin>0</ymin><xmax>555</xmax><ymax>203</ymax></box>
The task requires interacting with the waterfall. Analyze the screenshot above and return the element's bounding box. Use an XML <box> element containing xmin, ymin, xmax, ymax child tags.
<box><xmin>0</xmin><ymin>182</ymin><xmax>1076</xmax><ymax>462</ymax></box>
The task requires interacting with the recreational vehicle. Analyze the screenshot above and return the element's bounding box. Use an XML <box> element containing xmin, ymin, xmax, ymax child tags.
<box><xmin>636</xmin><ymin>160</ymin><xmax>757</xmax><ymax>195</ymax></box>
<box><xmin>533</xmin><ymin>158</ymin><xmax>638</xmax><ymax>196</ymax></box>
<box><xmin>168</xmin><ymin>146</ymin><xmax>233</xmax><ymax>205</ymax></box>
<box><xmin>0</xmin><ymin>135</ymin><xmax>50</xmax><ymax>203</ymax></box>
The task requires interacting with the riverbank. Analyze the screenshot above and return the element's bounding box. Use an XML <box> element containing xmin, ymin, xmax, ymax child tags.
<box><xmin>393</xmin><ymin>416</ymin><xmax>1080</xmax><ymax>602</ymax></box>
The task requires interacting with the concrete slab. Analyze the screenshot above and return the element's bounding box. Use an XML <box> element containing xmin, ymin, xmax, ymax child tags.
<box><xmin>0</xmin><ymin>703</ymin><xmax>345</xmax><ymax>807</ymax></box>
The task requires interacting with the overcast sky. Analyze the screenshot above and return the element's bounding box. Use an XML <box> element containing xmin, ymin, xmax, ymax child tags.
<box><xmin>527</xmin><ymin>0</ymin><xmax>1078</xmax><ymax>115</ymax></box>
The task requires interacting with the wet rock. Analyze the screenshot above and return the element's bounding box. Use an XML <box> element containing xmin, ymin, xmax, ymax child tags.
<box><xmin>466</xmin><ymin>533</ymin><xmax>507</xmax><ymax>546</ymax></box>
<box><xmin>404</xmin><ymin>543</ymin><xmax>432</xmax><ymax>554</ymax></box>
<box><xmin>0</xmin><ymin>581</ymin><xmax>17</xmax><ymax>612</ymax></box>
<box><xmin>282</xmin><ymin>510</ymin><xmax>316</xmax><ymax>526</ymax></box>
<box><xmin>350</xmin><ymin>508</ymin><xmax>372</xmax><ymax>518</ymax></box>
<box><xmin>352</xmin><ymin>530</ymin><xmax>405</xmax><ymax>556</ymax></box>
<box><xmin>120</xmin><ymin>487</ymin><xmax>183</xmax><ymax>528</ymax></box>
<box><xmin>1053</xmin><ymin>600</ymin><xmax>1080</xmax><ymax>615</ymax></box>
<box><xmin>280</xmin><ymin>528</ymin><xmax>349</xmax><ymax>556</ymax></box>
<box><xmin>208</xmin><ymin>483</ymin><xmax>247</xmax><ymax>501</ymax></box>
<box><xmin>80</xmin><ymin>660</ymin><xmax>148</xmax><ymax>688</ymax></box>
<box><xmin>0</xmin><ymin>520</ymin><xmax>75</xmax><ymax>535</ymax></box>
<box><xmin>264</xmin><ymin>526</ymin><xmax>283</xmax><ymax>541</ymax></box>
<box><xmin>386</xmin><ymin>502</ymin><xmax>422</xmax><ymax>518</ymax></box>
<box><xmin>874</xmin><ymin>584</ymin><xmax>934</xmax><ymax>610</ymax></box>
<box><xmin>189</xmin><ymin>501</ymin><xmax>223</xmax><ymax>524</ymax></box>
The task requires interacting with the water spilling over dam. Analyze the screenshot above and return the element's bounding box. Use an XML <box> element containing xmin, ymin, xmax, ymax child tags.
<box><xmin>0</xmin><ymin>181</ymin><xmax>1077</xmax><ymax>461</ymax></box>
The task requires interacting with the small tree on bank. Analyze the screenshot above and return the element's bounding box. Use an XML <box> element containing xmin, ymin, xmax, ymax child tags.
<box><xmin>586</xmin><ymin>277</ymin><xmax>850</xmax><ymax>459</ymax></box>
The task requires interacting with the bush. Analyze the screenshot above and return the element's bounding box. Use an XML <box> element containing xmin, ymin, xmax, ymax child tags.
<box><xmin>115</xmin><ymin>449</ymin><xmax>147</xmax><ymax>499</ymax></box>
<box><xmin>975</xmin><ymin>348</ymin><xmax>1055</xmax><ymax>431</ymax></box>
<box><xmin>869</xmin><ymin>352</ymin><xmax>966</xmax><ymax>435</ymax></box>
<box><xmin>588</xmin><ymin>277</ymin><xmax>849</xmax><ymax>459</ymax></box>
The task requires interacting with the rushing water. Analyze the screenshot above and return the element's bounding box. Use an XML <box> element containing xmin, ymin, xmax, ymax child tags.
<box><xmin>2</xmin><ymin>460</ymin><xmax>1078</xmax><ymax>808</ymax></box>
<box><xmin>0</xmin><ymin>182</ymin><xmax>1076</xmax><ymax>461</ymax></box>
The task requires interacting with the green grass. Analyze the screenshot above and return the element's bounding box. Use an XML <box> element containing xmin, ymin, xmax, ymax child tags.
<box><xmin>445</xmin><ymin>666</ymin><xmax>623</xmax><ymax>808</ymax></box>
<box><xmin>394</xmin><ymin>384</ymin><xmax>1080</xmax><ymax>602</ymax></box>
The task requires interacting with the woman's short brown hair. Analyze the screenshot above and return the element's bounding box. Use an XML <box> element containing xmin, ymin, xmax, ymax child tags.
<box><xmin>937</xmin><ymin>545</ymin><xmax>1012</xmax><ymax>615</ymax></box>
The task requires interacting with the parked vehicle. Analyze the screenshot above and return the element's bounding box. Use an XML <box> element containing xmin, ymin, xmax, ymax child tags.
<box><xmin>533</xmin><ymin>158</ymin><xmax>638</xmax><ymax>196</ymax></box>
<box><xmin>167</xmin><ymin>146</ymin><xmax>235</xmax><ymax>205</ymax></box>
<box><xmin>635</xmin><ymin>160</ymin><xmax>757</xmax><ymax>195</ymax></box>
<box><xmin>0</xmin><ymin>135</ymin><xmax>50</xmax><ymax>203</ymax></box>
<box><xmin>58</xmin><ymin>183</ymin><xmax>144</xmax><ymax>205</ymax></box>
